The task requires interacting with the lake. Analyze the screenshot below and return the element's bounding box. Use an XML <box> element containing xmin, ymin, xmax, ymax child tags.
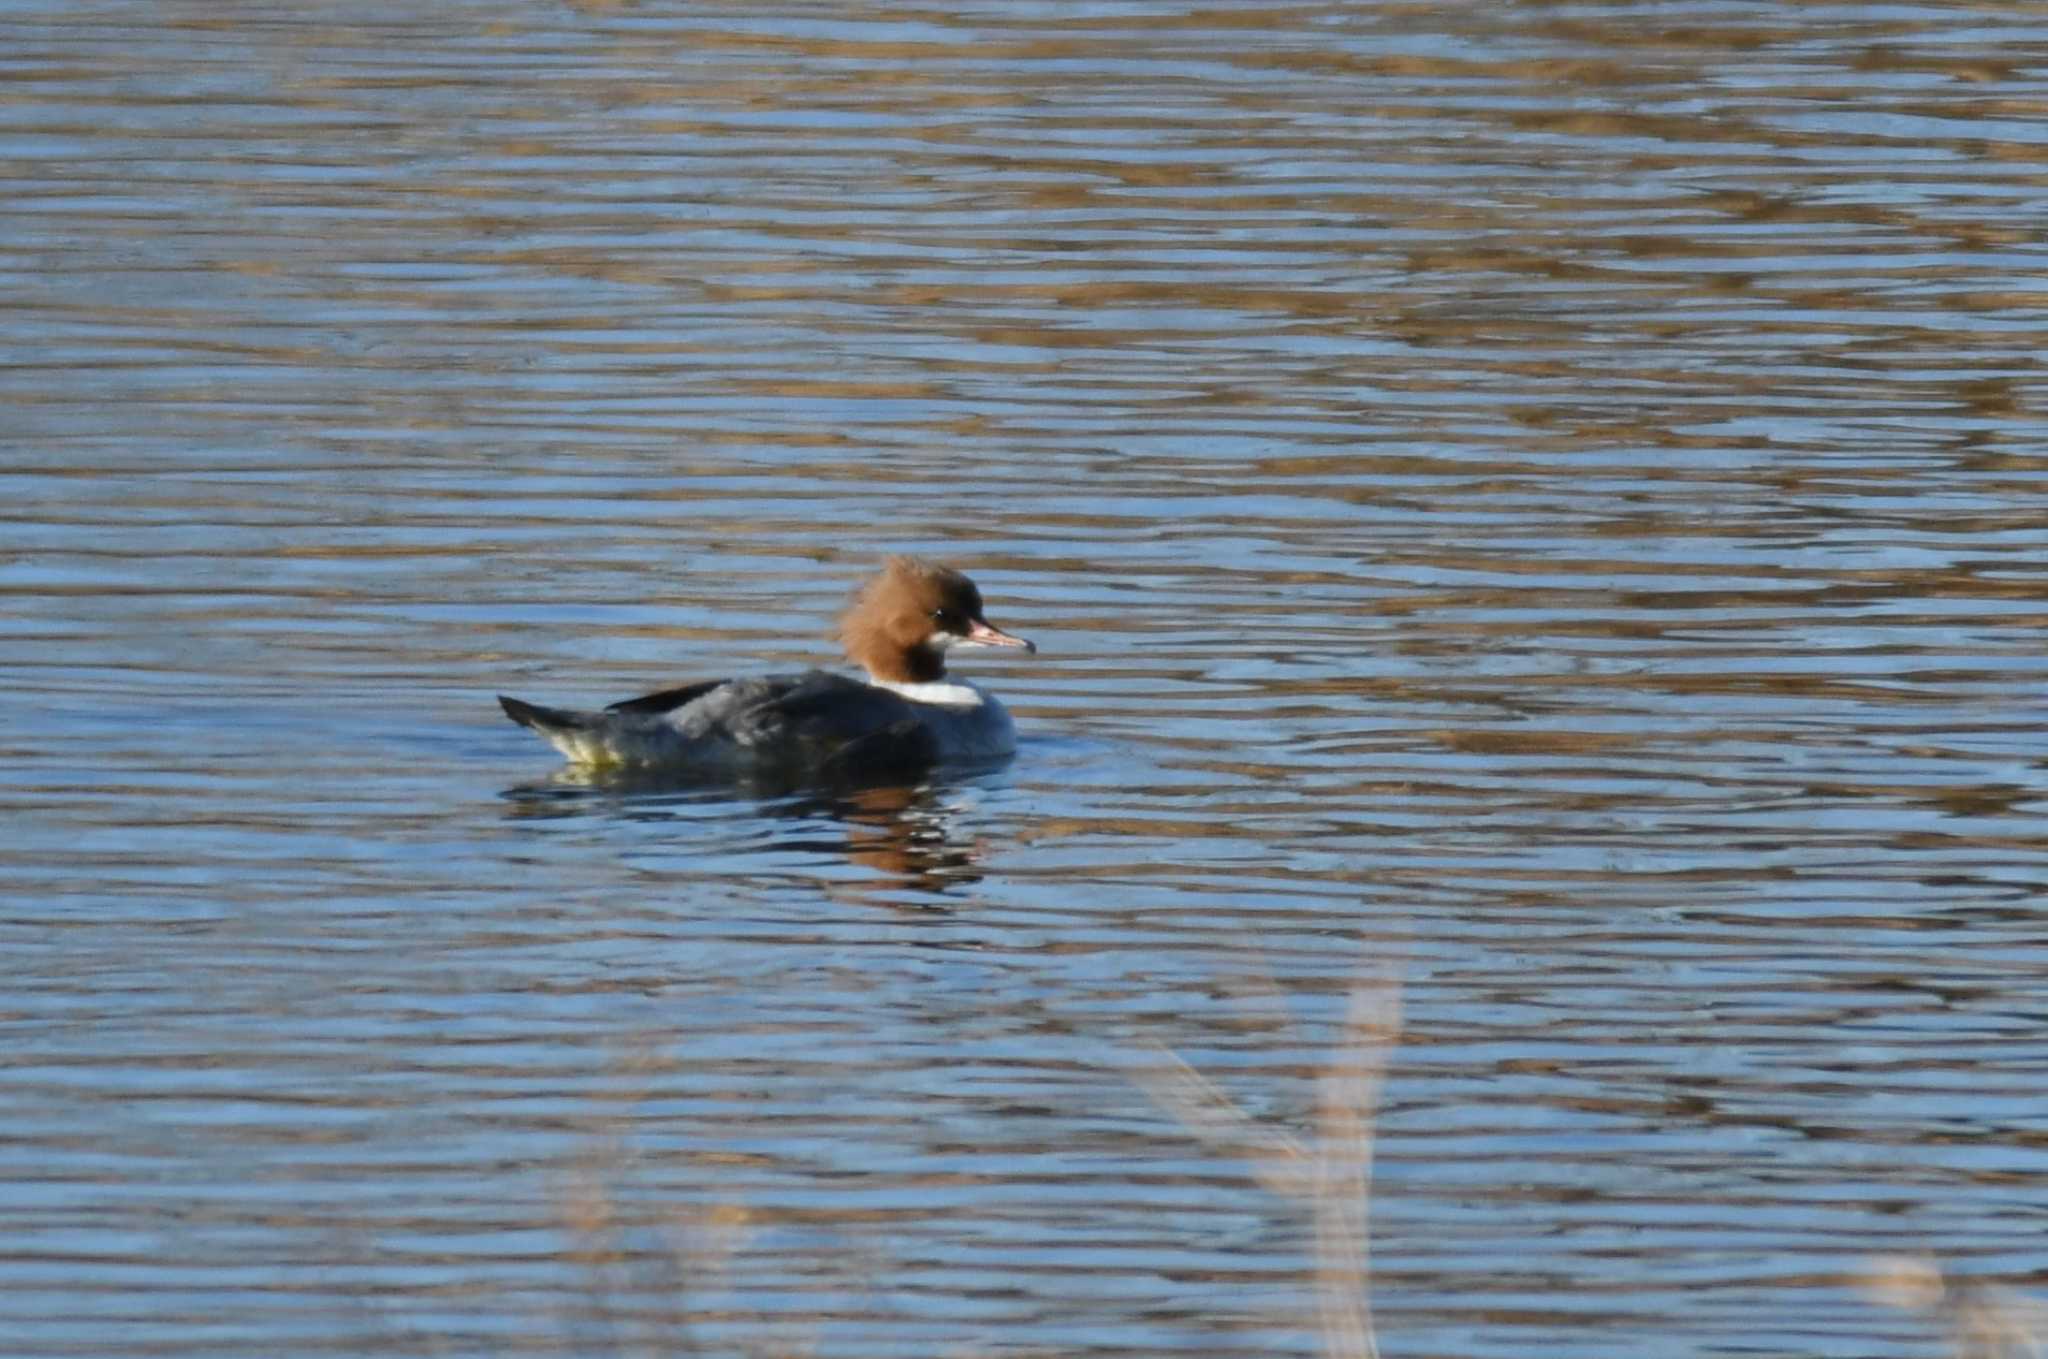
<box><xmin>7</xmin><ymin>2</ymin><xmax>2048</xmax><ymax>1356</ymax></box>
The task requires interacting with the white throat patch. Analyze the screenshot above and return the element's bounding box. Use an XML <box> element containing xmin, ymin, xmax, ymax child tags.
<box><xmin>870</xmin><ymin>676</ymin><xmax>985</xmax><ymax>707</ymax></box>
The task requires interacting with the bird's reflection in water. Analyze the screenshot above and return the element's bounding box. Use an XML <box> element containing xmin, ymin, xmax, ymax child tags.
<box><xmin>499</xmin><ymin>763</ymin><xmax>1003</xmax><ymax>901</ymax></box>
<box><xmin>829</xmin><ymin>780</ymin><xmax>982</xmax><ymax>892</ymax></box>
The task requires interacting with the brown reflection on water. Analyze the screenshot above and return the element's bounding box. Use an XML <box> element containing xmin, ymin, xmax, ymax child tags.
<box><xmin>501</xmin><ymin>772</ymin><xmax>989</xmax><ymax>901</ymax></box>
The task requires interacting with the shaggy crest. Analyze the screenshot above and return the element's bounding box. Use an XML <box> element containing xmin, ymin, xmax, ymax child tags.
<box><xmin>838</xmin><ymin>556</ymin><xmax>987</xmax><ymax>684</ymax></box>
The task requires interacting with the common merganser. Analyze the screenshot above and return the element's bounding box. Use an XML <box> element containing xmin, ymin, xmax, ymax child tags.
<box><xmin>498</xmin><ymin>556</ymin><xmax>1035</xmax><ymax>778</ymax></box>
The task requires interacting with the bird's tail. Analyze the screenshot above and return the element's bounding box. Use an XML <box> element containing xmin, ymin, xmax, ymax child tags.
<box><xmin>499</xmin><ymin>694</ymin><xmax>630</xmax><ymax>768</ymax></box>
<box><xmin>497</xmin><ymin>694</ymin><xmax>592</xmax><ymax>734</ymax></box>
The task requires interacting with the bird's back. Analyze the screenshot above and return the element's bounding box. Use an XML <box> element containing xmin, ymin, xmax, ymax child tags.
<box><xmin>676</xmin><ymin>671</ymin><xmax>936</xmax><ymax>771</ymax></box>
<box><xmin>503</xmin><ymin>670</ymin><xmax>938</xmax><ymax>777</ymax></box>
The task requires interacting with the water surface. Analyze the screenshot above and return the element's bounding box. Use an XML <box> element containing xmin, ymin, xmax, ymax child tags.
<box><xmin>8</xmin><ymin>3</ymin><xmax>2048</xmax><ymax>1356</ymax></box>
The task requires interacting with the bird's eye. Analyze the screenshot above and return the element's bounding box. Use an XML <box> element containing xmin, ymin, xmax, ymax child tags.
<box><xmin>932</xmin><ymin>608</ymin><xmax>959</xmax><ymax>628</ymax></box>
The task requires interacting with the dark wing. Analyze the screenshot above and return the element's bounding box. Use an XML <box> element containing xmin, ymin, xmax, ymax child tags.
<box><xmin>605</xmin><ymin>678</ymin><xmax>729</xmax><ymax>717</ymax></box>
<box><xmin>817</xmin><ymin>718</ymin><xmax>939</xmax><ymax>778</ymax></box>
<box><xmin>727</xmin><ymin>672</ymin><xmax>939</xmax><ymax>773</ymax></box>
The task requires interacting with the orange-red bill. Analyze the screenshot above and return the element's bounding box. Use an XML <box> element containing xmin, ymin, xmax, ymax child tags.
<box><xmin>965</xmin><ymin>619</ymin><xmax>1035</xmax><ymax>653</ymax></box>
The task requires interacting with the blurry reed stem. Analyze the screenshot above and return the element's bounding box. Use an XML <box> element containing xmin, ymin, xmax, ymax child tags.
<box><xmin>1313</xmin><ymin>968</ymin><xmax>1402</xmax><ymax>1359</ymax></box>
<box><xmin>1137</xmin><ymin>953</ymin><xmax>1404</xmax><ymax>1359</ymax></box>
<box><xmin>1863</xmin><ymin>1254</ymin><xmax>2048</xmax><ymax>1358</ymax></box>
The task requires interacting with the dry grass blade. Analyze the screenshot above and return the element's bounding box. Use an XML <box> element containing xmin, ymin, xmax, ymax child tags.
<box><xmin>559</xmin><ymin>1163</ymin><xmax>638</xmax><ymax>1358</ymax></box>
<box><xmin>1131</xmin><ymin>953</ymin><xmax>1405</xmax><ymax>1359</ymax></box>
<box><xmin>1863</xmin><ymin>1255</ymin><xmax>2048</xmax><ymax>1358</ymax></box>
<box><xmin>1312</xmin><ymin>964</ymin><xmax>1403</xmax><ymax>1359</ymax></box>
<box><xmin>1128</xmin><ymin>1044</ymin><xmax>1316</xmax><ymax>1198</ymax></box>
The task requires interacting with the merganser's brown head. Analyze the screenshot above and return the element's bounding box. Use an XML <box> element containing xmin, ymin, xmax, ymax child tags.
<box><xmin>839</xmin><ymin>556</ymin><xmax>1035</xmax><ymax>685</ymax></box>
